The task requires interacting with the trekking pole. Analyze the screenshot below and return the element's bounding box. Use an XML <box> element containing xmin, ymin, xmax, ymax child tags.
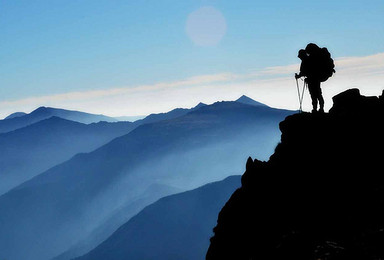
<box><xmin>300</xmin><ymin>79</ymin><xmax>306</xmax><ymax>111</ymax></box>
<box><xmin>295</xmin><ymin>76</ymin><xmax>302</xmax><ymax>113</ymax></box>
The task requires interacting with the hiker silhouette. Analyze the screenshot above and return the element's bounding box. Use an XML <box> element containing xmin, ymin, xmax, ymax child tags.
<box><xmin>295</xmin><ymin>43</ymin><xmax>335</xmax><ymax>113</ymax></box>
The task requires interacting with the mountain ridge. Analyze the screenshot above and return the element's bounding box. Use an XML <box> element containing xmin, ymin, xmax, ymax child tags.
<box><xmin>0</xmin><ymin>96</ymin><xmax>264</xmax><ymax>134</ymax></box>
<box><xmin>134</xmin><ymin>102</ymin><xmax>208</xmax><ymax>125</ymax></box>
<box><xmin>0</xmin><ymin>106</ymin><xmax>118</xmax><ymax>134</ymax></box>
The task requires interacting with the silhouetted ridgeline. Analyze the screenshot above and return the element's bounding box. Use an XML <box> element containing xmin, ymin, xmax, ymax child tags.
<box><xmin>207</xmin><ymin>88</ymin><xmax>384</xmax><ymax>260</ymax></box>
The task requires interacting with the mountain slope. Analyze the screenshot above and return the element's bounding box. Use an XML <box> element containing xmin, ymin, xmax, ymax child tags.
<box><xmin>53</xmin><ymin>183</ymin><xmax>182</xmax><ymax>260</ymax></box>
<box><xmin>0</xmin><ymin>117</ymin><xmax>136</xmax><ymax>195</ymax></box>
<box><xmin>207</xmin><ymin>89</ymin><xmax>384</xmax><ymax>260</ymax></box>
<box><xmin>75</xmin><ymin>176</ymin><xmax>241</xmax><ymax>260</ymax></box>
<box><xmin>0</xmin><ymin>100</ymin><xmax>294</xmax><ymax>260</ymax></box>
<box><xmin>0</xmin><ymin>106</ymin><xmax>118</xmax><ymax>134</ymax></box>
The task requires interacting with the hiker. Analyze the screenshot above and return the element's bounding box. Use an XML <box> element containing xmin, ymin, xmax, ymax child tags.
<box><xmin>295</xmin><ymin>43</ymin><xmax>334</xmax><ymax>113</ymax></box>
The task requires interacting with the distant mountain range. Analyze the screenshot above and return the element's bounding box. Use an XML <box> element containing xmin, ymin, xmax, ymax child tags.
<box><xmin>0</xmin><ymin>102</ymin><xmax>209</xmax><ymax>194</ymax></box>
<box><xmin>0</xmin><ymin>96</ymin><xmax>261</xmax><ymax>134</ymax></box>
<box><xmin>0</xmin><ymin>106</ymin><xmax>118</xmax><ymax>134</ymax></box>
<box><xmin>74</xmin><ymin>176</ymin><xmax>241</xmax><ymax>260</ymax></box>
<box><xmin>0</xmin><ymin>96</ymin><xmax>295</xmax><ymax>260</ymax></box>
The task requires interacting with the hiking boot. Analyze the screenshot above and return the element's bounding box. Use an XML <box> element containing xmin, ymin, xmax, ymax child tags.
<box><xmin>319</xmin><ymin>108</ymin><xmax>324</xmax><ymax>113</ymax></box>
<box><xmin>312</xmin><ymin>109</ymin><xmax>317</xmax><ymax>113</ymax></box>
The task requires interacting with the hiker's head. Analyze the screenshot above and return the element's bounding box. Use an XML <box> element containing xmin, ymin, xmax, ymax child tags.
<box><xmin>305</xmin><ymin>43</ymin><xmax>320</xmax><ymax>55</ymax></box>
<box><xmin>298</xmin><ymin>49</ymin><xmax>307</xmax><ymax>60</ymax></box>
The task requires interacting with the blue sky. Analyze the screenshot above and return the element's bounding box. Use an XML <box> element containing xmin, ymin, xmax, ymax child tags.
<box><xmin>1</xmin><ymin>0</ymin><xmax>383</xmax><ymax>117</ymax></box>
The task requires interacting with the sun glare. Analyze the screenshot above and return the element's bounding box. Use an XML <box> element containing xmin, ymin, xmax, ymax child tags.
<box><xmin>186</xmin><ymin>6</ymin><xmax>227</xmax><ymax>47</ymax></box>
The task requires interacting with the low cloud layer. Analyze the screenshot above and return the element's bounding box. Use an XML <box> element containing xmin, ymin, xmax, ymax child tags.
<box><xmin>1</xmin><ymin>53</ymin><xmax>383</xmax><ymax>118</ymax></box>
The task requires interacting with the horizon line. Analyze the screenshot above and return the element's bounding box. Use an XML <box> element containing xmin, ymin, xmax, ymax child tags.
<box><xmin>0</xmin><ymin>52</ymin><xmax>383</xmax><ymax>118</ymax></box>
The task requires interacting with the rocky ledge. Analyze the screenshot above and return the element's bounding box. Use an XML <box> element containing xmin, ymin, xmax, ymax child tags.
<box><xmin>207</xmin><ymin>89</ymin><xmax>384</xmax><ymax>260</ymax></box>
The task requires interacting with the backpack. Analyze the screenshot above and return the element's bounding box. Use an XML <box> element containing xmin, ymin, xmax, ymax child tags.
<box><xmin>316</xmin><ymin>47</ymin><xmax>336</xmax><ymax>82</ymax></box>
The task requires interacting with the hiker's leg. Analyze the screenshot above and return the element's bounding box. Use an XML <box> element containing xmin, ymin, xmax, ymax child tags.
<box><xmin>312</xmin><ymin>97</ymin><xmax>318</xmax><ymax>112</ymax></box>
<box><xmin>318</xmin><ymin>85</ymin><xmax>324</xmax><ymax>112</ymax></box>
<box><xmin>307</xmin><ymin>83</ymin><xmax>317</xmax><ymax>112</ymax></box>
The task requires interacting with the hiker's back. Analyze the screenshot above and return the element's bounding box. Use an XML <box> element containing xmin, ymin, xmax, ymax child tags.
<box><xmin>317</xmin><ymin>47</ymin><xmax>335</xmax><ymax>82</ymax></box>
<box><xmin>306</xmin><ymin>44</ymin><xmax>335</xmax><ymax>82</ymax></box>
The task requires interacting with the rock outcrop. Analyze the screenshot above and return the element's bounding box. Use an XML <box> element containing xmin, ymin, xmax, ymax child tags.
<box><xmin>207</xmin><ymin>89</ymin><xmax>384</xmax><ymax>260</ymax></box>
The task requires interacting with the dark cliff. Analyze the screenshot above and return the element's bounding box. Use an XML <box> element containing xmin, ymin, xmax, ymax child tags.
<box><xmin>207</xmin><ymin>88</ymin><xmax>384</xmax><ymax>260</ymax></box>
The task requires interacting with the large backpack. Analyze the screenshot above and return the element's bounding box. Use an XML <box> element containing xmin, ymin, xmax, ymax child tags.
<box><xmin>316</xmin><ymin>47</ymin><xmax>336</xmax><ymax>82</ymax></box>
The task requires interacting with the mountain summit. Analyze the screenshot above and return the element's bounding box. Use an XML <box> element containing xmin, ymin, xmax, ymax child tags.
<box><xmin>4</xmin><ymin>112</ymin><xmax>27</xmax><ymax>119</ymax></box>
<box><xmin>207</xmin><ymin>89</ymin><xmax>384</xmax><ymax>260</ymax></box>
<box><xmin>235</xmin><ymin>95</ymin><xmax>268</xmax><ymax>107</ymax></box>
<box><xmin>28</xmin><ymin>106</ymin><xmax>118</xmax><ymax>124</ymax></box>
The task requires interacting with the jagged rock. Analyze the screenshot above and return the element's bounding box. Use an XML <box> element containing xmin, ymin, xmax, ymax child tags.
<box><xmin>241</xmin><ymin>157</ymin><xmax>266</xmax><ymax>190</ymax></box>
<box><xmin>330</xmin><ymin>88</ymin><xmax>381</xmax><ymax>117</ymax></box>
<box><xmin>207</xmin><ymin>89</ymin><xmax>384</xmax><ymax>260</ymax></box>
